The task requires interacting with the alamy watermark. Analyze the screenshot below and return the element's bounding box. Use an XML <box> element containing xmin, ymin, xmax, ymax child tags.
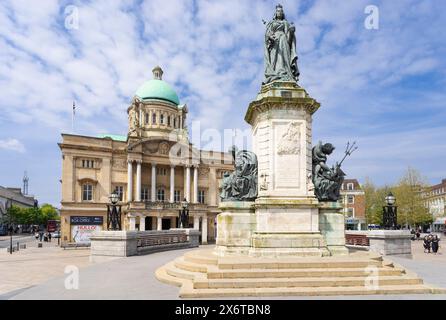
<box><xmin>64</xmin><ymin>265</ymin><xmax>79</xmax><ymax>290</ymax></box>
<box><xmin>64</xmin><ymin>5</ymin><xmax>79</xmax><ymax>30</ymax></box>
<box><xmin>364</xmin><ymin>5</ymin><xmax>379</xmax><ymax>30</ymax></box>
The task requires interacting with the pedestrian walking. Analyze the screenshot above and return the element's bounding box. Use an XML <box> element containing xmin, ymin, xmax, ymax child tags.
<box><xmin>39</xmin><ymin>230</ymin><xmax>44</xmax><ymax>242</ymax></box>
<box><xmin>48</xmin><ymin>232</ymin><xmax>52</xmax><ymax>242</ymax></box>
<box><xmin>423</xmin><ymin>235</ymin><xmax>431</xmax><ymax>253</ymax></box>
<box><xmin>432</xmin><ymin>235</ymin><xmax>440</xmax><ymax>254</ymax></box>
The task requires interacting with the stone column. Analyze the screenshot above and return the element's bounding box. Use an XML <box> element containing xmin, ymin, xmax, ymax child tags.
<box><xmin>157</xmin><ymin>216</ymin><xmax>162</xmax><ymax>231</ymax></box>
<box><xmin>193</xmin><ymin>215</ymin><xmax>200</xmax><ymax>230</ymax></box>
<box><xmin>139</xmin><ymin>215</ymin><xmax>145</xmax><ymax>231</ymax></box>
<box><xmin>129</xmin><ymin>216</ymin><xmax>136</xmax><ymax>231</ymax></box>
<box><xmin>202</xmin><ymin>215</ymin><xmax>208</xmax><ymax>244</ymax></box>
<box><xmin>127</xmin><ymin>160</ymin><xmax>133</xmax><ymax>202</ymax></box>
<box><xmin>193</xmin><ymin>165</ymin><xmax>199</xmax><ymax>203</ymax></box>
<box><xmin>170</xmin><ymin>165</ymin><xmax>175</xmax><ymax>203</ymax></box>
<box><xmin>185</xmin><ymin>165</ymin><xmax>191</xmax><ymax>202</ymax></box>
<box><xmin>136</xmin><ymin>160</ymin><xmax>141</xmax><ymax>202</ymax></box>
<box><xmin>151</xmin><ymin>163</ymin><xmax>156</xmax><ymax>202</ymax></box>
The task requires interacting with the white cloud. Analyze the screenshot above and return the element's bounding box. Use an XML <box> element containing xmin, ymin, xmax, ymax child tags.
<box><xmin>0</xmin><ymin>0</ymin><xmax>445</xmax><ymax>204</ymax></box>
<box><xmin>0</xmin><ymin>138</ymin><xmax>26</xmax><ymax>153</ymax></box>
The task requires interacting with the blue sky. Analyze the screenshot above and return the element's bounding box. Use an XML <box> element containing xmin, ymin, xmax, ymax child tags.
<box><xmin>0</xmin><ymin>0</ymin><xmax>445</xmax><ymax>206</ymax></box>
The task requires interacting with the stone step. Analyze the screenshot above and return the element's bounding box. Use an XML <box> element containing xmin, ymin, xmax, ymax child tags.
<box><xmin>193</xmin><ymin>275</ymin><xmax>423</xmax><ymax>289</ymax></box>
<box><xmin>217</xmin><ymin>258</ymin><xmax>383</xmax><ymax>270</ymax></box>
<box><xmin>155</xmin><ymin>264</ymin><xmax>185</xmax><ymax>287</ymax></box>
<box><xmin>165</xmin><ymin>261</ymin><xmax>199</xmax><ymax>281</ymax></box>
<box><xmin>207</xmin><ymin>267</ymin><xmax>404</xmax><ymax>279</ymax></box>
<box><xmin>180</xmin><ymin>284</ymin><xmax>434</xmax><ymax>298</ymax></box>
<box><xmin>174</xmin><ymin>257</ymin><xmax>209</xmax><ymax>273</ymax></box>
<box><xmin>184</xmin><ymin>250</ymin><xmax>218</xmax><ymax>266</ymax></box>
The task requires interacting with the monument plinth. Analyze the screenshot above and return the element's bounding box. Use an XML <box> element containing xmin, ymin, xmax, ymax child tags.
<box><xmin>244</xmin><ymin>81</ymin><xmax>331</xmax><ymax>257</ymax></box>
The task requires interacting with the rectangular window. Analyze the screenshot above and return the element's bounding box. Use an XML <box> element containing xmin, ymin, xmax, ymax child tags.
<box><xmin>141</xmin><ymin>187</ymin><xmax>149</xmax><ymax>201</ymax></box>
<box><xmin>157</xmin><ymin>189</ymin><xmax>165</xmax><ymax>201</ymax></box>
<box><xmin>82</xmin><ymin>159</ymin><xmax>94</xmax><ymax>168</ymax></box>
<box><xmin>173</xmin><ymin>118</ymin><xmax>176</xmax><ymax>128</ymax></box>
<box><xmin>347</xmin><ymin>183</ymin><xmax>354</xmax><ymax>191</ymax></box>
<box><xmin>114</xmin><ymin>186</ymin><xmax>124</xmax><ymax>201</ymax></box>
<box><xmin>198</xmin><ymin>190</ymin><xmax>205</xmax><ymax>204</ymax></box>
<box><xmin>346</xmin><ymin>208</ymin><xmax>354</xmax><ymax>217</ymax></box>
<box><xmin>152</xmin><ymin>113</ymin><xmax>156</xmax><ymax>124</ymax></box>
<box><xmin>145</xmin><ymin>113</ymin><xmax>149</xmax><ymax>124</ymax></box>
<box><xmin>82</xmin><ymin>184</ymin><xmax>93</xmax><ymax>201</ymax></box>
<box><xmin>174</xmin><ymin>190</ymin><xmax>181</xmax><ymax>202</ymax></box>
<box><xmin>347</xmin><ymin>195</ymin><xmax>355</xmax><ymax>204</ymax></box>
<box><xmin>167</xmin><ymin>116</ymin><xmax>171</xmax><ymax>126</ymax></box>
<box><xmin>160</xmin><ymin>114</ymin><xmax>164</xmax><ymax>124</ymax></box>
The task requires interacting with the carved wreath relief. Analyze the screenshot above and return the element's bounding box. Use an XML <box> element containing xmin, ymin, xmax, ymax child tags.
<box><xmin>277</xmin><ymin>122</ymin><xmax>301</xmax><ymax>155</ymax></box>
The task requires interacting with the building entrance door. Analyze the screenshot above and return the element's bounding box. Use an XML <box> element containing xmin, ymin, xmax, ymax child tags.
<box><xmin>145</xmin><ymin>217</ymin><xmax>153</xmax><ymax>230</ymax></box>
<box><xmin>162</xmin><ymin>218</ymin><xmax>171</xmax><ymax>230</ymax></box>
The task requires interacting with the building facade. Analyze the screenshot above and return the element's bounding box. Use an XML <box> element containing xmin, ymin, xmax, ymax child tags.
<box><xmin>340</xmin><ymin>179</ymin><xmax>366</xmax><ymax>230</ymax></box>
<box><xmin>424</xmin><ymin>178</ymin><xmax>446</xmax><ymax>232</ymax></box>
<box><xmin>59</xmin><ymin>67</ymin><xmax>233</xmax><ymax>245</ymax></box>
<box><xmin>0</xmin><ymin>186</ymin><xmax>37</xmax><ymax>217</ymax></box>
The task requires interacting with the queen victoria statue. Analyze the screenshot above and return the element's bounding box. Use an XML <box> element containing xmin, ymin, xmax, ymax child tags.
<box><xmin>263</xmin><ymin>4</ymin><xmax>300</xmax><ymax>84</ymax></box>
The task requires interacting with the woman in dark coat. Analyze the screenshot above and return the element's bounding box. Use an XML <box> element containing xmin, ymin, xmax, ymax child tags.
<box><xmin>431</xmin><ymin>235</ymin><xmax>440</xmax><ymax>254</ymax></box>
<box><xmin>423</xmin><ymin>235</ymin><xmax>431</xmax><ymax>253</ymax></box>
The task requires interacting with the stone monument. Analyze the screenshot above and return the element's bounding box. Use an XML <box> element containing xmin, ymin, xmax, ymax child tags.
<box><xmin>216</xmin><ymin>4</ymin><xmax>352</xmax><ymax>257</ymax></box>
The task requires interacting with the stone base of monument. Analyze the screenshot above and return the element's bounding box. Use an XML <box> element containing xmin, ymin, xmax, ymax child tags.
<box><xmin>319</xmin><ymin>202</ymin><xmax>350</xmax><ymax>256</ymax></box>
<box><xmin>215</xmin><ymin>199</ymin><xmax>349</xmax><ymax>257</ymax></box>
<box><xmin>367</xmin><ymin>230</ymin><xmax>413</xmax><ymax>258</ymax></box>
<box><xmin>155</xmin><ymin>248</ymin><xmax>445</xmax><ymax>298</ymax></box>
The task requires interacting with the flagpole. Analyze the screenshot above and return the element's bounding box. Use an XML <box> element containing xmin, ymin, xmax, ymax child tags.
<box><xmin>72</xmin><ymin>101</ymin><xmax>75</xmax><ymax>133</ymax></box>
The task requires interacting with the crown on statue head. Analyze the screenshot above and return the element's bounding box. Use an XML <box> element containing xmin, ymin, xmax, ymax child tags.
<box><xmin>276</xmin><ymin>4</ymin><xmax>283</xmax><ymax>9</ymax></box>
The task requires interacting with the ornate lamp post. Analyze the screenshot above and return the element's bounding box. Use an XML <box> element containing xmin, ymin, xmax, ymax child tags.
<box><xmin>178</xmin><ymin>199</ymin><xmax>189</xmax><ymax>229</ymax></box>
<box><xmin>107</xmin><ymin>193</ymin><xmax>122</xmax><ymax>231</ymax></box>
<box><xmin>383</xmin><ymin>192</ymin><xmax>397</xmax><ymax>230</ymax></box>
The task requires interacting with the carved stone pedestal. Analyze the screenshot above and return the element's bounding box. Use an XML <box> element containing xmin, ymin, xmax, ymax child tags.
<box><xmin>215</xmin><ymin>201</ymin><xmax>255</xmax><ymax>256</ymax></box>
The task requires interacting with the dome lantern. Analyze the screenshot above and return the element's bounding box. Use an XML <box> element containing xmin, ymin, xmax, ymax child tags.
<box><xmin>152</xmin><ymin>66</ymin><xmax>163</xmax><ymax>80</ymax></box>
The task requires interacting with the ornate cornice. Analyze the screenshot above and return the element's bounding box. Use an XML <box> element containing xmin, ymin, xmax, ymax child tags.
<box><xmin>245</xmin><ymin>96</ymin><xmax>320</xmax><ymax>125</ymax></box>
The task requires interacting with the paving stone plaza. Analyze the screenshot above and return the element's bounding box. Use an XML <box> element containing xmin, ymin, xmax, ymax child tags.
<box><xmin>0</xmin><ymin>237</ymin><xmax>445</xmax><ymax>300</ymax></box>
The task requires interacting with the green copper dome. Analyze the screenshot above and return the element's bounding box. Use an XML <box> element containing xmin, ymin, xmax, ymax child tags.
<box><xmin>135</xmin><ymin>66</ymin><xmax>180</xmax><ymax>105</ymax></box>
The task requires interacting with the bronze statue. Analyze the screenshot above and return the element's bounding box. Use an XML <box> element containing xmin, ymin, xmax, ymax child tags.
<box><xmin>312</xmin><ymin>141</ymin><xmax>357</xmax><ymax>202</ymax></box>
<box><xmin>263</xmin><ymin>4</ymin><xmax>299</xmax><ymax>84</ymax></box>
<box><xmin>220</xmin><ymin>146</ymin><xmax>258</xmax><ymax>202</ymax></box>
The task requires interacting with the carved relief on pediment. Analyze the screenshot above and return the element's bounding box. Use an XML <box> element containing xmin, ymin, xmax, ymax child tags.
<box><xmin>159</xmin><ymin>142</ymin><xmax>170</xmax><ymax>155</ymax></box>
<box><xmin>144</xmin><ymin>141</ymin><xmax>159</xmax><ymax>154</ymax></box>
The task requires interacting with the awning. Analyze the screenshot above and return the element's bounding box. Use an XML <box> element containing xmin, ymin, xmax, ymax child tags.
<box><xmin>433</xmin><ymin>218</ymin><xmax>446</xmax><ymax>225</ymax></box>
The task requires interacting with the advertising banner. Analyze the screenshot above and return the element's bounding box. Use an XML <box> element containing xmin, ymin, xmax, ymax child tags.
<box><xmin>71</xmin><ymin>225</ymin><xmax>102</xmax><ymax>243</ymax></box>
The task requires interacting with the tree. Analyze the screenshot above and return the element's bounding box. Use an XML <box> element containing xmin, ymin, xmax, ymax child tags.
<box><xmin>393</xmin><ymin>167</ymin><xmax>432</xmax><ymax>228</ymax></box>
<box><xmin>363</xmin><ymin>178</ymin><xmax>391</xmax><ymax>226</ymax></box>
<box><xmin>40</xmin><ymin>204</ymin><xmax>59</xmax><ymax>225</ymax></box>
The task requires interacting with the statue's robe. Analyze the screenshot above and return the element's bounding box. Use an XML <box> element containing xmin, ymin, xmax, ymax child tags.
<box><xmin>263</xmin><ymin>18</ymin><xmax>299</xmax><ymax>84</ymax></box>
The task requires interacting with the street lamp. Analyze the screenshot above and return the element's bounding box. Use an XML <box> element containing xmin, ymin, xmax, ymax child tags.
<box><xmin>107</xmin><ymin>193</ymin><xmax>122</xmax><ymax>230</ymax></box>
<box><xmin>383</xmin><ymin>192</ymin><xmax>398</xmax><ymax>230</ymax></box>
<box><xmin>178</xmin><ymin>199</ymin><xmax>190</xmax><ymax>228</ymax></box>
<box><xmin>6</xmin><ymin>200</ymin><xmax>13</xmax><ymax>255</ymax></box>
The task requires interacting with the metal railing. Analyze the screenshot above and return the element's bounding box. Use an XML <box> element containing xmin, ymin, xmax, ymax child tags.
<box><xmin>136</xmin><ymin>230</ymin><xmax>188</xmax><ymax>248</ymax></box>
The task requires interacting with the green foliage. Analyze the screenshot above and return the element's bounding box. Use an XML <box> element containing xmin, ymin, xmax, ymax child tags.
<box><xmin>364</xmin><ymin>167</ymin><xmax>432</xmax><ymax>228</ymax></box>
<box><xmin>4</xmin><ymin>204</ymin><xmax>59</xmax><ymax>226</ymax></box>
